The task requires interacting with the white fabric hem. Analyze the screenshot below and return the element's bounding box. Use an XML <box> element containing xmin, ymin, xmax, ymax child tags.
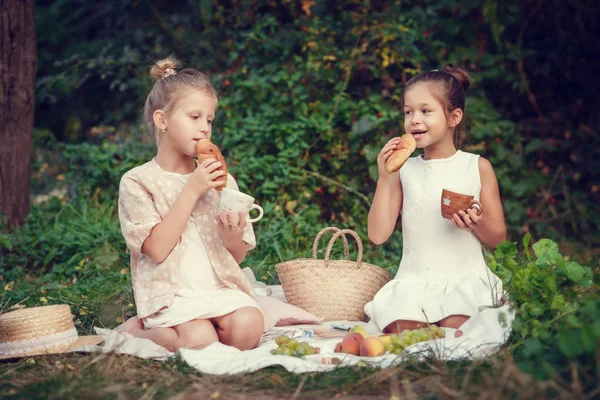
<box><xmin>142</xmin><ymin>298</ymin><xmax>262</xmax><ymax>329</ymax></box>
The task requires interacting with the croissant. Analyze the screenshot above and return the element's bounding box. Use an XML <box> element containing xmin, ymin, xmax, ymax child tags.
<box><xmin>384</xmin><ymin>133</ymin><xmax>417</xmax><ymax>173</ymax></box>
<box><xmin>196</xmin><ymin>138</ymin><xmax>228</xmax><ymax>191</ymax></box>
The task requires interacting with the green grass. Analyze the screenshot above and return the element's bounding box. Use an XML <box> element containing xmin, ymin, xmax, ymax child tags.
<box><xmin>1</xmin><ymin>199</ymin><xmax>598</xmax><ymax>398</ymax></box>
<box><xmin>1</xmin><ymin>350</ymin><xmax>594</xmax><ymax>399</ymax></box>
<box><xmin>1</xmin><ymin>144</ymin><xmax>598</xmax><ymax>399</ymax></box>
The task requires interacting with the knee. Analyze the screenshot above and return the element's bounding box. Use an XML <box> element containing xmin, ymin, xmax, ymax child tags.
<box><xmin>175</xmin><ymin>322</ymin><xmax>218</xmax><ymax>351</ymax></box>
<box><xmin>228</xmin><ymin>308</ymin><xmax>264</xmax><ymax>350</ymax></box>
<box><xmin>116</xmin><ymin>316</ymin><xmax>143</xmax><ymax>334</ymax></box>
<box><xmin>230</xmin><ymin>307</ymin><xmax>264</xmax><ymax>332</ymax></box>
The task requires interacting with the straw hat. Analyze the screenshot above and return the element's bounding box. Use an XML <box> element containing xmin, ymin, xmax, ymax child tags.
<box><xmin>0</xmin><ymin>304</ymin><xmax>103</xmax><ymax>360</ymax></box>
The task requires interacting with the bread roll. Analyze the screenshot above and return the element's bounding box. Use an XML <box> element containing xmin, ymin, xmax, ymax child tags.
<box><xmin>196</xmin><ymin>139</ymin><xmax>228</xmax><ymax>191</ymax></box>
<box><xmin>385</xmin><ymin>134</ymin><xmax>417</xmax><ymax>173</ymax></box>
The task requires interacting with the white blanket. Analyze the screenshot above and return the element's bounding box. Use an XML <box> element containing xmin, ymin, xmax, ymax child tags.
<box><xmin>91</xmin><ymin>303</ymin><xmax>514</xmax><ymax>375</ymax></box>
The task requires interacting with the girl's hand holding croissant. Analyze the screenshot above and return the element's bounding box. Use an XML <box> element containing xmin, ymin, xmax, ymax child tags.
<box><xmin>377</xmin><ymin>137</ymin><xmax>402</xmax><ymax>181</ymax></box>
<box><xmin>187</xmin><ymin>158</ymin><xmax>226</xmax><ymax>198</ymax></box>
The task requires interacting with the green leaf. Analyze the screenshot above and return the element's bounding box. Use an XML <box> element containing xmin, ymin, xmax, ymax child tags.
<box><xmin>495</xmin><ymin>241</ymin><xmax>517</xmax><ymax>260</ymax></box>
<box><xmin>521</xmin><ymin>338</ymin><xmax>543</xmax><ymax>357</ymax></box>
<box><xmin>581</xmin><ymin>324</ymin><xmax>598</xmax><ymax>352</ymax></box>
<box><xmin>550</xmin><ymin>294</ymin><xmax>565</xmax><ymax>311</ymax></box>
<box><xmin>0</xmin><ymin>233</ymin><xmax>13</xmax><ymax>251</ymax></box>
<box><xmin>593</xmin><ymin>320</ymin><xmax>600</xmax><ymax>337</ymax></box>
<box><xmin>512</xmin><ymin>318</ymin><xmax>525</xmax><ymax>337</ymax></box>
<box><xmin>487</xmin><ymin>255</ymin><xmax>498</xmax><ymax>272</ymax></box>
<box><xmin>560</xmin><ymin>261</ymin><xmax>587</xmax><ymax>283</ymax></box>
<box><xmin>513</xmin><ymin>268</ymin><xmax>531</xmax><ymax>289</ymax></box>
<box><xmin>505</xmin><ymin>257</ymin><xmax>520</xmax><ymax>271</ymax></box>
<box><xmin>558</xmin><ymin>330</ymin><xmax>581</xmax><ymax>357</ymax></box>
<box><xmin>532</xmin><ymin>239</ymin><xmax>560</xmax><ymax>266</ymax></box>
<box><xmin>530</xmin><ymin>303</ymin><xmax>545</xmax><ymax>317</ymax></box>
<box><xmin>544</xmin><ymin>273</ymin><xmax>557</xmax><ymax>294</ymax></box>
<box><xmin>351</xmin><ymin>116</ymin><xmax>374</xmax><ymax>137</ymax></box>
<box><xmin>495</xmin><ymin>268</ymin><xmax>513</xmax><ymax>283</ymax></box>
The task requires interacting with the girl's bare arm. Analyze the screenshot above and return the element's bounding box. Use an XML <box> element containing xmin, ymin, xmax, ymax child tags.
<box><xmin>368</xmin><ymin>176</ymin><xmax>402</xmax><ymax>244</ymax></box>
<box><xmin>471</xmin><ymin>157</ymin><xmax>507</xmax><ymax>248</ymax></box>
<box><xmin>368</xmin><ymin>137</ymin><xmax>404</xmax><ymax>245</ymax></box>
<box><xmin>142</xmin><ymin>160</ymin><xmax>225</xmax><ymax>263</ymax></box>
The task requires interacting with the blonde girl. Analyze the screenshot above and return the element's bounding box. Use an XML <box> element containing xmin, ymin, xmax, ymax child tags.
<box><xmin>117</xmin><ymin>57</ymin><xmax>264</xmax><ymax>351</ymax></box>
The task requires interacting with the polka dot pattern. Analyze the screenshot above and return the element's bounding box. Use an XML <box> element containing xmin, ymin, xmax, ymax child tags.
<box><xmin>118</xmin><ymin>159</ymin><xmax>257</xmax><ymax>318</ymax></box>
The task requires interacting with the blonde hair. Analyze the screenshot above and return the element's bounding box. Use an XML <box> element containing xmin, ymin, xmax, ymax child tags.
<box><xmin>143</xmin><ymin>56</ymin><xmax>218</xmax><ymax>145</ymax></box>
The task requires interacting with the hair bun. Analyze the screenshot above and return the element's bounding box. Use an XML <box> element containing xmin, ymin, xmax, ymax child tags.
<box><xmin>150</xmin><ymin>56</ymin><xmax>180</xmax><ymax>80</ymax></box>
<box><xmin>442</xmin><ymin>64</ymin><xmax>472</xmax><ymax>93</ymax></box>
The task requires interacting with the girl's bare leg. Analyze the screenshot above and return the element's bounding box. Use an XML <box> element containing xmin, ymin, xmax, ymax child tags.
<box><xmin>173</xmin><ymin>319</ymin><xmax>219</xmax><ymax>350</ymax></box>
<box><xmin>115</xmin><ymin>316</ymin><xmax>218</xmax><ymax>351</ymax></box>
<box><xmin>438</xmin><ymin>314</ymin><xmax>470</xmax><ymax>337</ymax></box>
<box><xmin>212</xmin><ymin>307</ymin><xmax>264</xmax><ymax>350</ymax></box>
<box><xmin>115</xmin><ymin>316</ymin><xmax>179</xmax><ymax>351</ymax></box>
<box><xmin>383</xmin><ymin>320</ymin><xmax>426</xmax><ymax>334</ymax></box>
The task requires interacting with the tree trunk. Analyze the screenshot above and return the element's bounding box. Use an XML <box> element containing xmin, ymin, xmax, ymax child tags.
<box><xmin>0</xmin><ymin>0</ymin><xmax>37</xmax><ymax>228</ymax></box>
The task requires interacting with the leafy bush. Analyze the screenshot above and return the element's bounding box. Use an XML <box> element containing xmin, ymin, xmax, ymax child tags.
<box><xmin>31</xmin><ymin>0</ymin><xmax>600</xmax><ymax>246</ymax></box>
<box><xmin>1</xmin><ymin>1</ymin><xmax>597</xmax><ymax>390</ymax></box>
<box><xmin>488</xmin><ymin>235</ymin><xmax>597</xmax><ymax>380</ymax></box>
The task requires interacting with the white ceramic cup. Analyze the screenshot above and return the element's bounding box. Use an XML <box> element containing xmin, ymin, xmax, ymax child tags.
<box><xmin>219</xmin><ymin>188</ymin><xmax>264</xmax><ymax>224</ymax></box>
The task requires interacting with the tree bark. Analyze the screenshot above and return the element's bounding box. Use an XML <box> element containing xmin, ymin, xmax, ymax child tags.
<box><xmin>0</xmin><ymin>0</ymin><xmax>37</xmax><ymax>228</ymax></box>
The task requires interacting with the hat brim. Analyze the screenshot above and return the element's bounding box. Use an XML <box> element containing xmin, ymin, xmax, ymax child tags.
<box><xmin>0</xmin><ymin>335</ymin><xmax>104</xmax><ymax>361</ymax></box>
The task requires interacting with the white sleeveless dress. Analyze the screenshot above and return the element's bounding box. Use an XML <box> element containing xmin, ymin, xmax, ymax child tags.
<box><xmin>364</xmin><ymin>150</ymin><xmax>501</xmax><ymax>331</ymax></box>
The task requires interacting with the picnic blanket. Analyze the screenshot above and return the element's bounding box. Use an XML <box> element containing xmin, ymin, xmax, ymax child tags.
<box><xmin>88</xmin><ymin>273</ymin><xmax>515</xmax><ymax>375</ymax></box>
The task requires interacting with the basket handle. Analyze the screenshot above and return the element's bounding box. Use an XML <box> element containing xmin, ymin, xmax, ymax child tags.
<box><xmin>324</xmin><ymin>229</ymin><xmax>363</xmax><ymax>265</ymax></box>
<box><xmin>312</xmin><ymin>227</ymin><xmax>350</xmax><ymax>260</ymax></box>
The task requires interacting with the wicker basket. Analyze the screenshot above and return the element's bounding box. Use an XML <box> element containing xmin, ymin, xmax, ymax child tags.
<box><xmin>276</xmin><ymin>227</ymin><xmax>391</xmax><ymax>321</ymax></box>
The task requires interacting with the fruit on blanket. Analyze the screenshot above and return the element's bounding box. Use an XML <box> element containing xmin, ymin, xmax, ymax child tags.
<box><xmin>350</xmin><ymin>325</ymin><xmax>370</xmax><ymax>338</ymax></box>
<box><xmin>341</xmin><ymin>332</ymin><xmax>364</xmax><ymax>355</ymax></box>
<box><xmin>196</xmin><ymin>138</ymin><xmax>228</xmax><ymax>191</ymax></box>
<box><xmin>359</xmin><ymin>337</ymin><xmax>386</xmax><ymax>357</ymax></box>
<box><xmin>386</xmin><ymin>325</ymin><xmax>446</xmax><ymax>355</ymax></box>
<box><xmin>378</xmin><ymin>334</ymin><xmax>392</xmax><ymax>346</ymax></box>
<box><xmin>275</xmin><ymin>335</ymin><xmax>290</xmax><ymax>346</ymax></box>
<box><xmin>271</xmin><ymin>335</ymin><xmax>320</xmax><ymax>358</ymax></box>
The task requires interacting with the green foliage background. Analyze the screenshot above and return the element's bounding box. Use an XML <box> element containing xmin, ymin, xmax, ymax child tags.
<box><xmin>1</xmin><ymin>0</ymin><xmax>599</xmax><ymax>388</ymax></box>
<box><xmin>31</xmin><ymin>0</ymin><xmax>599</xmax><ymax>248</ymax></box>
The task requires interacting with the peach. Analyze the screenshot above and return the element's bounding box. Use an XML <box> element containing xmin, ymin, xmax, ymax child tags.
<box><xmin>359</xmin><ymin>337</ymin><xmax>386</xmax><ymax>357</ymax></box>
<box><xmin>341</xmin><ymin>332</ymin><xmax>364</xmax><ymax>355</ymax></box>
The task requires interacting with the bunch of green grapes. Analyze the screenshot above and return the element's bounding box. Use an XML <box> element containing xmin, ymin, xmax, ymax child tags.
<box><xmin>270</xmin><ymin>335</ymin><xmax>320</xmax><ymax>357</ymax></box>
<box><xmin>385</xmin><ymin>325</ymin><xmax>445</xmax><ymax>355</ymax></box>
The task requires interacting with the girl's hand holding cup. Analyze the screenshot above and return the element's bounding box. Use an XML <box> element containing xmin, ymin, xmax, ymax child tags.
<box><xmin>441</xmin><ymin>189</ymin><xmax>484</xmax><ymax>230</ymax></box>
<box><xmin>452</xmin><ymin>208</ymin><xmax>483</xmax><ymax>230</ymax></box>
<box><xmin>217</xmin><ymin>210</ymin><xmax>247</xmax><ymax>249</ymax></box>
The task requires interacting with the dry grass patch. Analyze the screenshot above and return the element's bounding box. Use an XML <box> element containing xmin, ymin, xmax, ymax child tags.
<box><xmin>1</xmin><ymin>349</ymin><xmax>593</xmax><ymax>399</ymax></box>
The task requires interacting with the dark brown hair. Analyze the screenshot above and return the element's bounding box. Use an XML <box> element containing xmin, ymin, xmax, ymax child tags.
<box><xmin>403</xmin><ymin>64</ymin><xmax>472</xmax><ymax>133</ymax></box>
<box><xmin>144</xmin><ymin>56</ymin><xmax>218</xmax><ymax>145</ymax></box>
